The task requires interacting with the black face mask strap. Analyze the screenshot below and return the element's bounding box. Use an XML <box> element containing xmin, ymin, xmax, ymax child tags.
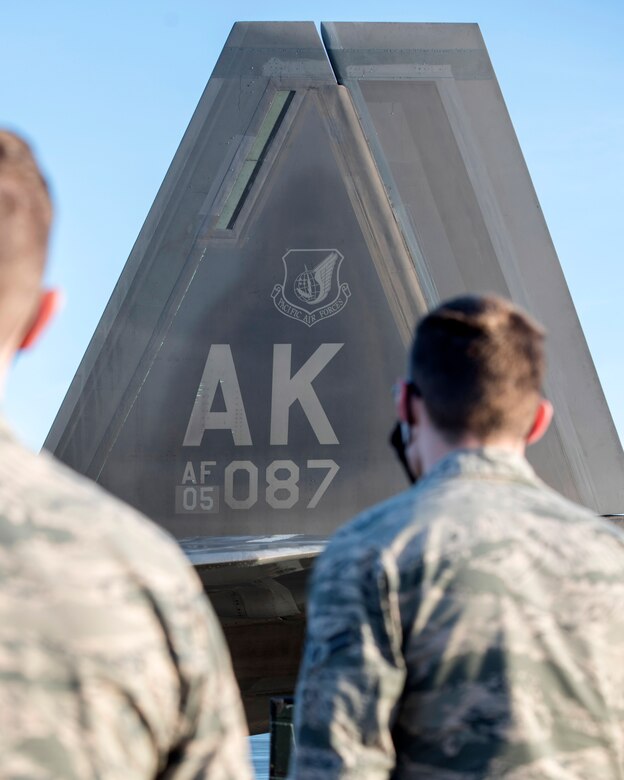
<box><xmin>389</xmin><ymin>422</ymin><xmax>417</xmax><ymax>485</ymax></box>
<box><xmin>389</xmin><ymin>380</ymin><xmax>422</xmax><ymax>485</ymax></box>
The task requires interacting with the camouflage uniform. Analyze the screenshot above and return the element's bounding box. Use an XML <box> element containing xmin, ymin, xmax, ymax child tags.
<box><xmin>291</xmin><ymin>448</ymin><xmax>624</xmax><ymax>779</ymax></box>
<box><xmin>0</xmin><ymin>419</ymin><xmax>253</xmax><ymax>779</ymax></box>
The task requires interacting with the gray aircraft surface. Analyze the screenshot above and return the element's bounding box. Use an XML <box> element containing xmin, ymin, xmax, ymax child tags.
<box><xmin>45</xmin><ymin>22</ymin><xmax>624</xmax><ymax>732</ymax></box>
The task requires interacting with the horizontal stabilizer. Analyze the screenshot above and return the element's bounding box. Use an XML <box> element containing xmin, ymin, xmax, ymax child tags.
<box><xmin>180</xmin><ymin>533</ymin><xmax>326</xmax><ymax>568</ymax></box>
<box><xmin>180</xmin><ymin>534</ymin><xmax>326</xmax><ymax>622</ymax></box>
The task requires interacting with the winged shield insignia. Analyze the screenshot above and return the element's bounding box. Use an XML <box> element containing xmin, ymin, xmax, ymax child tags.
<box><xmin>271</xmin><ymin>249</ymin><xmax>351</xmax><ymax>327</ymax></box>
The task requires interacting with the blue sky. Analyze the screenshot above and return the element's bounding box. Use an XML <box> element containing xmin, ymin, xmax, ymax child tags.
<box><xmin>1</xmin><ymin>0</ymin><xmax>622</xmax><ymax>451</ymax></box>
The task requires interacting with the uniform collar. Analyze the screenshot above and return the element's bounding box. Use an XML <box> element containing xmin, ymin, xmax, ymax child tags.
<box><xmin>420</xmin><ymin>447</ymin><xmax>539</xmax><ymax>488</ymax></box>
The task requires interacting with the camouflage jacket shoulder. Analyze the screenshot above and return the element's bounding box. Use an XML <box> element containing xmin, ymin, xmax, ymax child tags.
<box><xmin>291</xmin><ymin>448</ymin><xmax>624</xmax><ymax>779</ymax></box>
<box><xmin>0</xmin><ymin>418</ymin><xmax>252</xmax><ymax>779</ymax></box>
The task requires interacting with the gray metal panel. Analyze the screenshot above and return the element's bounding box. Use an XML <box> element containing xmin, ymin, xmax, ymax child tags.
<box><xmin>322</xmin><ymin>22</ymin><xmax>624</xmax><ymax>513</ymax></box>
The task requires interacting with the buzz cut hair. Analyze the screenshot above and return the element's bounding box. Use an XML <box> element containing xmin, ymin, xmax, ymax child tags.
<box><xmin>410</xmin><ymin>294</ymin><xmax>546</xmax><ymax>442</ymax></box>
<box><xmin>0</xmin><ymin>131</ymin><xmax>51</xmax><ymax>342</ymax></box>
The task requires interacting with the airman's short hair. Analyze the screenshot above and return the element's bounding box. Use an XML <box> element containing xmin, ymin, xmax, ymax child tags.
<box><xmin>410</xmin><ymin>294</ymin><xmax>546</xmax><ymax>442</ymax></box>
<box><xmin>0</xmin><ymin>131</ymin><xmax>51</xmax><ymax>343</ymax></box>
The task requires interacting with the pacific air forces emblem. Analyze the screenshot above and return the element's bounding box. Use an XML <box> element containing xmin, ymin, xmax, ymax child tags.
<box><xmin>271</xmin><ymin>249</ymin><xmax>351</xmax><ymax>327</ymax></box>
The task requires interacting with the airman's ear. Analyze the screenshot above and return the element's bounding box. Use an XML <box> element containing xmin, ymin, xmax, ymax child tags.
<box><xmin>19</xmin><ymin>289</ymin><xmax>62</xmax><ymax>351</ymax></box>
<box><xmin>396</xmin><ymin>380</ymin><xmax>417</xmax><ymax>426</ymax></box>
<box><xmin>526</xmin><ymin>398</ymin><xmax>553</xmax><ymax>446</ymax></box>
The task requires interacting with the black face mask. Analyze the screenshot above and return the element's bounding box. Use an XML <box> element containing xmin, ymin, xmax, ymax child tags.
<box><xmin>389</xmin><ymin>421</ymin><xmax>418</xmax><ymax>485</ymax></box>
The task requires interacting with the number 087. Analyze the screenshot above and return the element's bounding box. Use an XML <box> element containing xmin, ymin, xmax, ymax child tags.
<box><xmin>224</xmin><ymin>459</ymin><xmax>339</xmax><ymax>510</ymax></box>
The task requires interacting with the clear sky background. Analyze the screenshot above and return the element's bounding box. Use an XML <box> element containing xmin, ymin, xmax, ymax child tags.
<box><xmin>0</xmin><ymin>0</ymin><xmax>622</xmax><ymax>452</ymax></box>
